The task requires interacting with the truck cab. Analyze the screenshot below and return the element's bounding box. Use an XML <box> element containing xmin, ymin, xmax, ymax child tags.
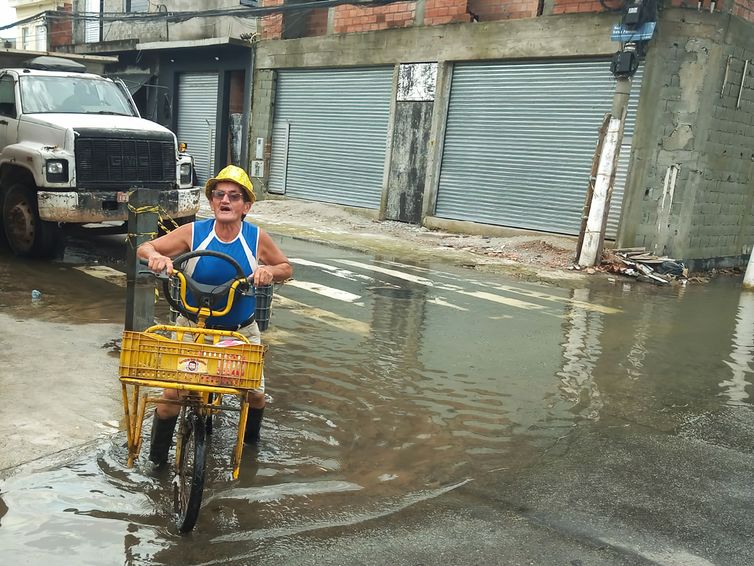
<box><xmin>0</xmin><ymin>56</ymin><xmax>200</xmax><ymax>257</ymax></box>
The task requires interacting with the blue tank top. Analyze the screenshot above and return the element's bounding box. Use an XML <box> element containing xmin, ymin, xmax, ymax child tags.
<box><xmin>184</xmin><ymin>219</ymin><xmax>259</xmax><ymax>328</ymax></box>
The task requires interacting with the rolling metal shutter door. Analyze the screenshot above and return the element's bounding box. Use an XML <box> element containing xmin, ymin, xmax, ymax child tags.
<box><xmin>268</xmin><ymin>68</ymin><xmax>393</xmax><ymax>208</ymax></box>
<box><xmin>436</xmin><ymin>61</ymin><xmax>643</xmax><ymax>237</ymax></box>
<box><xmin>177</xmin><ymin>73</ymin><xmax>219</xmax><ymax>185</ymax></box>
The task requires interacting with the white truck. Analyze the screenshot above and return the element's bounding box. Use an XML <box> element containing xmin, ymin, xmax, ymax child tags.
<box><xmin>0</xmin><ymin>56</ymin><xmax>200</xmax><ymax>257</ymax></box>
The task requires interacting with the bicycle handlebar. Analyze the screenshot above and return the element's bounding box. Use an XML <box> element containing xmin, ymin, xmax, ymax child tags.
<box><xmin>139</xmin><ymin>251</ymin><xmax>253</xmax><ymax>324</ymax></box>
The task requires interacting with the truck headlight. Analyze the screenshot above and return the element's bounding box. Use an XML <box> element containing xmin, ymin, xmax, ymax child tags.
<box><xmin>46</xmin><ymin>159</ymin><xmax>68</xmax><ymax>183</ymax></box>
<box><xmin>179</xmin><ymin>162</ymin><xmax>192</xmax><ymax>185</ymax></box>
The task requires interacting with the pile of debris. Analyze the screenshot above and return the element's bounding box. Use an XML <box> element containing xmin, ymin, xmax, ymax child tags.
<box><xmin>598</xmin><ymin>247</ymin><xmax>688</xmax><ymax>285</ymax></box>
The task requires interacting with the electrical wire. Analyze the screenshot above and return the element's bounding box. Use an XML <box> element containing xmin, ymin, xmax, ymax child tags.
<box><xmin>0</xmin><ymin>0</ymin><xmax>404</xmax><ymax>32</ymax></box>
<box><xmin>10</xmin><ymin>3</ymin><xmax>337</xmax><ymax>43</ymax></box>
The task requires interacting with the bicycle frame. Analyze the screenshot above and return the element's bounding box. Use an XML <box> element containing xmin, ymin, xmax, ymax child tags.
<box><xmin>119</xmin><ymin>260</ymin><xmax>264</xmax><ymax>481</ymax></box>
<box><xmin>120</xmin><ymin>371</ymin><xmax>252</xmax><ymax>480</ymax></box>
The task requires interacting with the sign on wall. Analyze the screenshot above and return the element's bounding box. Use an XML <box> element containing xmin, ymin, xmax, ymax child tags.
<box><xmin>397</xmin><ymin>63</ymin><xmax>438</xmax><ymax>102</ymax></box>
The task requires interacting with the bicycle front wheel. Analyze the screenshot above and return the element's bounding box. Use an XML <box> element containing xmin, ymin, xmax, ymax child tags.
<box><xmin>174</xmin><ymin>406</ymin><xmax>207</xmax><ymax>533</ymax></box>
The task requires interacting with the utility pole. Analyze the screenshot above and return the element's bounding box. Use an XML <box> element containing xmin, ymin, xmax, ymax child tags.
<box><xmin>577</xmin><ymin>0</ymin><xmax>657</xmax><ymax>267</ymax></box>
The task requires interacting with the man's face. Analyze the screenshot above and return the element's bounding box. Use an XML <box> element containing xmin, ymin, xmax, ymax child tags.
<box><xmin>210</xmin><ymin>180</ymin><xmax>252</xmax><ymax>221</ymax></box>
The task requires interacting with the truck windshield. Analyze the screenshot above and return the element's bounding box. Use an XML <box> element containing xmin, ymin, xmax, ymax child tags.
<box><xmin>19</xmin><ymin>75</ymin><xmax>136</xmax><ymax>116</ymax></box>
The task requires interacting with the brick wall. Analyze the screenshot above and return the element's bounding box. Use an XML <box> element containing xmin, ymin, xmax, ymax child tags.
<box><xmin>307</xmin><ymin>7</ymin><xmax>330</xmax><ymax>36</ymax></box>
<box><xmin>551</xmin><ymin>0</ymin><xmax>605</xmax><ymax>15</ymax></box>
<box><xmin>731</xmin><ymin>0</ymin><xmax>754</xmax><ymax>22</ymax></box>
<box><xmin>50</xmin><ymin>3</ymin><xmax>72</xmax><ymax>48</ymax></box>
<box><xmin>261</xmin><ymin>0</ymin><xmax>754</xmax><ymax>40</ymax></box>
<box><xmin>423</xmin><ymin>0</ymin><xmax>472</xmax><ymax>25</ymax></box>
<box><xmin>262</xmin><ymin>0</ymin><xmax>284</xmax><ymax>40</ymax></box>
<box><xmin>467</xmin><ymin>0</ymin><xmax>539</xmax><ymax>20</ymax></box>
<box><xmin>332</xmin><ymin>2</ymin><xmax>416</xmax><ymax>33</ymax></box>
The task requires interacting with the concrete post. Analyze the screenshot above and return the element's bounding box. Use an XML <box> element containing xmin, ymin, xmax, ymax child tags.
<box><xmin>612</xmin><ymin>76</ymin><xmax>632</xmax><ymax>116</ymax></box>
<box><xmin>125</xmin><ymin>188</ymin><xmax>160</xmax><ymax>331</ymax></box>
<box><xmin>577</xmin><ymin>77</ymin><xmax>632</xmax><ymax>267</ymax></box>
<box><xmin>578</xmin><ymin>117</ymin><xmax>622</xmax><ymax>267</ymax></box>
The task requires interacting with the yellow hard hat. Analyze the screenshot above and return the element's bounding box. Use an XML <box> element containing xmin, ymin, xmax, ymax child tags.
<box><xmin>205</xmin><ymin>165</ymin><xmax>256</xmax><ymax>203</ymax></box>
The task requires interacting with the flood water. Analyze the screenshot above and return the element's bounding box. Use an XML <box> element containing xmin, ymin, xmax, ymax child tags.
<box><xmin>1</xmin><ymin>236</ymin><xmax>753</xmax><ymax>564</ymax></box>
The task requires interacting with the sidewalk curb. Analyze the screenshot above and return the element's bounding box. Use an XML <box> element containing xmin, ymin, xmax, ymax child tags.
<box><xmin>199</xmin><ymin>200</ymin><xmax>588</xmax><ymax>286</ymax></box>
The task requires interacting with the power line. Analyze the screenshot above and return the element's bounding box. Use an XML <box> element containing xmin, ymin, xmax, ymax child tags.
<box><xmin>0</xmin><ymin>0</ymin><xmax>402</xmax><ymax>32</ymax></box>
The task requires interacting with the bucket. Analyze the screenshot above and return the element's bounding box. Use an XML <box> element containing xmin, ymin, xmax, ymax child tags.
<box><xmin>255</xmin><ymin>284</ymin><xmax>273</xmax><ymax>331</ymax></box>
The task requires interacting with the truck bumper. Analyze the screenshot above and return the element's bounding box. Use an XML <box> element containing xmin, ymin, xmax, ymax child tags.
<box><xmin>37</xmin><ymin>188</ymin><xmax>201</xmax><ymax>223</ymax></box>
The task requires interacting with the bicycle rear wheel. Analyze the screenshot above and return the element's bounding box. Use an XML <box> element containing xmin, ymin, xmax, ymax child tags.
<box><xmin>173</xmin><ymin>406</ymin><xmax>207</xmax><ymax>533</ymax></box>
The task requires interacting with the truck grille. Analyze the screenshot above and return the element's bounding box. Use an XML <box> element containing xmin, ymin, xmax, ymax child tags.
<box><xmin>75</xmin><ymin>137</ymin><xmax>175</xmax><ymax>190</ymax></box>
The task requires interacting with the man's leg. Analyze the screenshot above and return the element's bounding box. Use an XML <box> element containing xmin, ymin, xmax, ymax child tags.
<box><xmin>149</xmin><ymin>389</ymin><xmax>180</xmax><ymax>466</ymax></box>
<box><xmin>150</xmin><ymin>315</ymin><xmax>196</xmax><ymax>465</ymax></box>
<box><xmin>245</xmin><ymin>390</ymin><xmax>265</xmax><ymax>444</ymax></box>
<box><xmin>243</xmin><ymin>322</ymin><xmax>266</xmax><ymax>444</ymax></box>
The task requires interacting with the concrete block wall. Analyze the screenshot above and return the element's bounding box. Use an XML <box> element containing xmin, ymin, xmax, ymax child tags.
<box><xmin>618</xmin><ymin>10</ymin><xmax>754</xmax><ymax>269</ymax></box>
<box><xmin>670</xmin><ymin>0</ymin><xmax>754</xmax><ymax>23</ymax></box>
<box><xmin>249</xmin><ymin>69</ymin><xmax>277</xmax><ymax>188</ymax></box>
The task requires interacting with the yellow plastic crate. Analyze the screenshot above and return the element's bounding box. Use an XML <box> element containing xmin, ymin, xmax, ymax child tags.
<box><xmin>119</xmin><ymin>330</ymin><xmax>265</xmax><ymax>389</ymax></box>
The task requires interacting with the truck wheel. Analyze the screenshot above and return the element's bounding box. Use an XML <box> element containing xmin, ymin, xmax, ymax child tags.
<box><xmin>2</xmin><ymin>183</ymin><xmax>59</xmax><ymax>258</ymax></box>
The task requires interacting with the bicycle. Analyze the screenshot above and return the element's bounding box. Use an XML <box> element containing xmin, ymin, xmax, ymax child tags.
<box><xmin>118</xmin><ymin>250</ymin><xmax>269</xmax><ymax>532</ymax></box>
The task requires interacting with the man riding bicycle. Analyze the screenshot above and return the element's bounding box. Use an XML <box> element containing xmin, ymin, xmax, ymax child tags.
<box><xmin>137</xmin><ymin>164</ymin><xmax>292</xmax><ymax>466</ymax></box>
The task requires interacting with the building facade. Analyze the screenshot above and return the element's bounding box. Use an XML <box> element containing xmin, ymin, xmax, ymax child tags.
<box><xmin>32</xmin><ymin>0</ymin><xmax>754</xmax><ymax>269</ymax></box>
<box><xmin>53</xmin><ymin>0</ymin><xmax>258</xmax><ymax>184</ymax></box>
<box><xmin>251</xmin><ymin>0</ymin><xmax>754</xmax><ymax>270</ymax></box>
<box><xmin>8</xmin><ymin>0</ymin><xmax>69</xmax><ymax>51</ymax></box>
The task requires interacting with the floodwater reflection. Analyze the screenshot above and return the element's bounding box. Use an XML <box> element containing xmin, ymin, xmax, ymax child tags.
<box><xmin>557</xmin><ymin>288</ymin><xmax>604</xmax><ymax>421</ymax></box>
<box><xmin>1</xmin><ymin>245</ymin><xmax>753</xmax><ymax>563</ymax></box>
<box><xmin>721</xmin><ymin>292</ymin><xmax>754</xmax><ymax>406</ymax></box>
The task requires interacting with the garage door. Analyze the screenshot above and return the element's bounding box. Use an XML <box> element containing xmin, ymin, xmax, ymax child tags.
<box><xmin>435</xmin><ymin>60</ymin><xmax>643</xmax><ymax>237</ymax></box>
<box><xmin>268</xmin><ymin>67</ymin><xmax>393</xmax><ymax>209</ymax></box>
<box><xmin>177</xmin><ymin>73</ymin><xmax>219</xmax><ymax>185</ymax></box>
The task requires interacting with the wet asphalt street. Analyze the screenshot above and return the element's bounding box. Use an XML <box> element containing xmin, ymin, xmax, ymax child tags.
<box><xmin>0</xmin><ymin>230</ymin><xmax>753</xmax><ymax>565</ymax></box>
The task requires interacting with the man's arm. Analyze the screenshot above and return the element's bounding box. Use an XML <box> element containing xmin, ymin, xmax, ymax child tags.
<box><xmin>137</xmin><ymin>224</ymin><xmax>193</xmax><ymax>274</ymax></box>
<box><xmin>254</xmin><ymin>229</ymin><xmax>293</xmax><ymax>286</ymax></box>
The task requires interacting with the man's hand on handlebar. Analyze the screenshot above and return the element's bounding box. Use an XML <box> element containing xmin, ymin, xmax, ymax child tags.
<box><xmin>250</xmin><ymin>265</ymin><xmax>274</xmax><ymax>287</ymax></box>
<box><xmin>147</xmin><ymin>253</ymin><xmax>174</xmax><ymax>276</ymax></box>
<box><xmin>137</xmin><ymin>241</ymin><xmax>176</xmax><ymax>276</ymax></box>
